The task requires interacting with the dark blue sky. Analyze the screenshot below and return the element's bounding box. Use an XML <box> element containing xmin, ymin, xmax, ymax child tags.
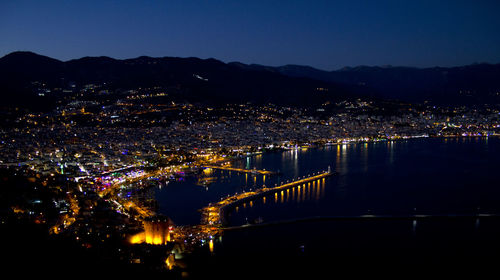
<box><xmin>1</xmin><ymin>0</ymin><xmax>499</xmax><ymax>70</ymax></box>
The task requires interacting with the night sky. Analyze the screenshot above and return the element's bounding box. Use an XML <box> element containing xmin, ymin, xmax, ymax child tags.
<box><xmin>1</xmin><ymin>0</ymin><xmax>499</xmax><ymax>70</ymax></box>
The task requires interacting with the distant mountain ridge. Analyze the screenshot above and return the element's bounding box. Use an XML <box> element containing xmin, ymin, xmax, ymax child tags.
<box><xmin>1</xmin><ymin>51</ymin><xmax>499</xmax><ymax>110</ymax></box>
<box><xmin>229</xmin><ymin>61</ymin><xmax>500</xmax><ymax>104</ymax></box>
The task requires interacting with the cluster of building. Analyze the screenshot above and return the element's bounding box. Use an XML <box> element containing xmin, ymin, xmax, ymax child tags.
<box><xmin>2</xmin><ymin>98</ymin><xmax>499</xmax><ymax>179</ymax></box>
<box><xmin>2</xmin><ymin>87</ymin><xmax>500</xmax><ymax>273</ymax></box>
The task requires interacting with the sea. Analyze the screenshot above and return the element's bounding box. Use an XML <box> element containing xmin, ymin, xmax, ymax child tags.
<box><xmin>155</xmin><ymin>137</ymin><xmax>500</xmax><ymax>277</ymax></box>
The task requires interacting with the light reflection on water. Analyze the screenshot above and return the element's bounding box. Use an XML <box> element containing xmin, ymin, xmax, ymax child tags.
<box><xmin>224</xmin><ymin>137</ymin><xmax>497</xmax><ymax>226</ymax></box>
<box><xmin>155</xmin><ymin>137</ymin><xmax>497</xmax><ymax>227</ymax></box>
<box><xmin>226</xmin><ymin>178</ymin><xmax>327</xmax><ymax>225</ymax></box>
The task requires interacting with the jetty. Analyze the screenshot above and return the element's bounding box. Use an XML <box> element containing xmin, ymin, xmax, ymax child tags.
<box><xmin>200</xmin><ymin>166</ymin><xmax>335</xmax><ymax>228</ymax></box>
<box><xmin>202</xmin><ymin>165</ymin><xmax>278</xmax><ymax>175</ymax></box>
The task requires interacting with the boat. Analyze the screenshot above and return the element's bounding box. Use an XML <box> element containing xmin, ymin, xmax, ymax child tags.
<box><xmin>196</xmin><ymin>176</ymin><xmax>217</xmax><ymax>187</ymax></box>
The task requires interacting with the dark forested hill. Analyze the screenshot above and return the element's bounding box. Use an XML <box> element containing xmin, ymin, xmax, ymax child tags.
<box><xmin>1</xmin><ymin>51</ymin><xmax>499</xmax><ymax>111</ymax></box>
<box><xmin>230</xmin><ymin>62</ymin><xmax>500</xmax><ymax>104</ymax></box>
<box><xmin>0</xmin><ymin>52</ymin><xmax>344</xmax><ymax>110</ymax></box>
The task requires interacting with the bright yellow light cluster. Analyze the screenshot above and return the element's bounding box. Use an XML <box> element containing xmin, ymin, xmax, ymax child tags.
<box><xmin>129</xmin><ymin>232</ymin><xmax>145</xmax><ymax>244</ymax></box>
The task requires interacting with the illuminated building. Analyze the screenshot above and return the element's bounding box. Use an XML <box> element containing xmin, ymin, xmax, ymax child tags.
<box><xmin>144</xmin><ymin>215</ymin><xmax>174</xmax><ymax>245</ymax></box>
<box><xmin>130</xmin><ymin>215</ymin><xmax>174</xmax><ymax>245</ymax></box>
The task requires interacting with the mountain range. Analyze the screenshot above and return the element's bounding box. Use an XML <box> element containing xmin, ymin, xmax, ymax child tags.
<box><xmin>1</xmin><ymin>51</ymin><xmax>499</xmax><ymax>110</ymax></box>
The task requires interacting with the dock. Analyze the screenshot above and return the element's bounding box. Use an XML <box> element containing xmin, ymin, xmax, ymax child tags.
<box><xmin>203</xmin><ymin>165</ymin><xmax>278</xmax><ymax>175</ymax></box>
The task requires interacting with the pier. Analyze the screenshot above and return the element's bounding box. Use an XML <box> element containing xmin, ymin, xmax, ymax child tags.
<box><xmin>202</xmin><ymin>165</ymin><xmax>278</xmax><ymax>175</ymax></box>
<box><xmin>200</xmin><ymin>167</ymin><xmax>335</xmax><ymax>228</ymax></box>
